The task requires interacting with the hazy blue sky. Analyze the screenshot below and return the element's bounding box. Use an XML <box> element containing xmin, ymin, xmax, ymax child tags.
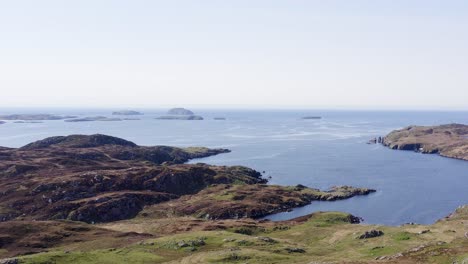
<box><xmin>1</xmin><ymin>0</ymin><xmax>467</xmax><ymax>109</ymax></box>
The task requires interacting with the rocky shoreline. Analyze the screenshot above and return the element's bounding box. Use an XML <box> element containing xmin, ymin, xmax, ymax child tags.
<box><xmin>0</xmin><ymin>134</ymin><xmax>467</xmax><ymax>263</ymax></box>
<box><xmin>0</xmin><ymin>134</ymin><xmax>372</xmax><ymax>224</ymax></box>
<box><xmin>374</xmin><ymin>123</ymin><xmax>468</xmax><ymax>161</ymax></box>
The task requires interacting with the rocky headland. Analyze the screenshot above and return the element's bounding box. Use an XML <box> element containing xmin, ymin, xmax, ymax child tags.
<box><xmin>0</xmin><ymin>134</ymin><xmax>372</xmax><ymax>224</ymax></box>
<box><xmin>382</xmin><ymin>123</ymin><xmax>468</xmax><ymax>161</ymax></box>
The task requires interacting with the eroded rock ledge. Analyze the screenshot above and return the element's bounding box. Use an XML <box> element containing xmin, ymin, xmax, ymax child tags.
<box><xmin>382</xmin><ymin>123</ymin><xmax>468</xmax><ymax>161</ymax></box>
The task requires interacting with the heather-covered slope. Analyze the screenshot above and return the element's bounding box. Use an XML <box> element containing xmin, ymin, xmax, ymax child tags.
<box><xmin>0</xmin><ymin>134</ymin><xmax>252</xmax><ymax>223</ymax></box>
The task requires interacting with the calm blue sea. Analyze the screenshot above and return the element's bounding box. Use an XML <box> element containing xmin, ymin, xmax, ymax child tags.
<box><xmin>0</xmin><ymin>108</ymin><xmax>467</xmax><ymax>225</ymax></box>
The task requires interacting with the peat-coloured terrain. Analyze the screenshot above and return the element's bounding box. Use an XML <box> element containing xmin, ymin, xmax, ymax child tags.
<box><xmin>0</xmin><ymin>134</ymin><xmax>467</xmax><ymax>263</ymax></box>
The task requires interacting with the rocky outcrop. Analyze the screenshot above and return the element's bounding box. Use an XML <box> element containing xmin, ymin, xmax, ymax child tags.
<box><xmin>382</xmin><ymin>124</ymin><xmax>468</xmax><ymax>161</ymax></box>
<box><xmin>112</xmin><ymin>110</ymin><xmax>143</xmax><ymax>115</ymax></box>
<box><xmin>0</xmin><ymin>114</ymin><xmax>76</xmax><ymax>120</ymax></box>
<box><xmin>142</xmin><ymin>184</ymin><xmax>375</xmax><ymax>220</ymax></box>
<box><xmin>357</xmin><ymin>229</ymin><xmax>384</xmax><ymax>239</ymax></box>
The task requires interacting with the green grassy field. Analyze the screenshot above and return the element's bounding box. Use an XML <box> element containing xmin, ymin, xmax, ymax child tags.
<box><xmin>15</xmin><ymin>209</ymin><xmax>468</xmax><ymax>264</ymax></box>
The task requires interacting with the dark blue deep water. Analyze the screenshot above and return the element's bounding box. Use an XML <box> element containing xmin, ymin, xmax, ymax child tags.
<box><xmin>0</xmin><ymin>109</ymin><xmax>467</xmax><ymax>225</ymax></box>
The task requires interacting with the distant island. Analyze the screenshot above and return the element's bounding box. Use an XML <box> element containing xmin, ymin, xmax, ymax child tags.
<box><xmin>382</xmin><ymin>123</ymin><xmax>468</xmax><ymax>161</ymax></box>
<box><xmin>214</xmin><ymin>117</ymin><xmax>226</xmax><ymax>120</ymax></box>
<box><xmin>0</xmin><ymin>114</ymin><xmax>77</xmax><ymax>120</ymax></box>
<box><xmin>65</xmin><ymin>116</ymin><xmax>122</xmax><ymax>122</ymax></box>
<box><xmin>0</xmin><ymin>121</ymin><xmax>4</xmax><ymax>125</ymax></box>
<box><xmin>112</xmin><ymin>110</ymin><xmax>143</xmax><ymax>115</ymax></box>
<box><xmin>156</xmin><ymin>108</ymin><xmax>204</xmax><ymax>120</ymax></box>
<box><xmin>156</xmin><ymin>115</ymin><xmax>204</xmax><ymax>120</ymax></box>
<box><xmin>167</xmin><ymin>107</ymin><xmax>194</xmax><ymax>115</ymax></box>
<box><xmin>302</xmin><ymin>116</ymin><xmax>322</xmax><ymax>120</ymax></box>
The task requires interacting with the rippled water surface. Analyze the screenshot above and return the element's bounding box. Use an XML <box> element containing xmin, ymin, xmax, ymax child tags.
<box><xmin>0</xmin><ymin>109</ymin><xmax>467</xmax><ymax>225</ymax></box>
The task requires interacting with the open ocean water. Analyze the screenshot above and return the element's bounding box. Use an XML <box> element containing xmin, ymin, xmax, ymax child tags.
<box><xmin>0</xmin><ymin>108</ymin><xmax>467</xmax><ymax>225</ymax></box>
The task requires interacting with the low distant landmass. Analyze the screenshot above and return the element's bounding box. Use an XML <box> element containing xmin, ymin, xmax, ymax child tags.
<box><xmin>0</xmin><ymin>121</ymin><xmax>5</xmax><ymax>125</ymax></box>
<box><xmin>156</xmin><ymin>115</ymin><xmax>204</xmax><ymax>120</ymax></box>
<box><xmin>13</xmin><ymin>121</ymin><xmax>44</xmax><ymax>124</ymax></box>
<box><xmin>156</xmin><ymin>108</ymin><xmax>204</xmax><ymax>120</ymax></box>
<box><xmin>112</xmin><ymin>110</ymin><xmax>143</xmax><ymax>115</ymax></box>
<box><xmin>0</xmin><ymin>114</ymin><xmax>77</xmax><ymax>120</ymax></box>
<box><xmin>302</xmin><ymin>116</ymin><xmax>322</xmax><ymax>120</ymax></box>
<box><xmin>65</xmin><ymin>116</ymin><xmax>122</xmax><ymax>122</ymax></box>
<box><xmin>382</xmin><ymin>123</ymin><xmax>468</xmax><ymax>161</ymax></box>
<box><xmin>214</xmin><ymin>117</ymin><xmax>226</xmax><ymax>120</ymax></box>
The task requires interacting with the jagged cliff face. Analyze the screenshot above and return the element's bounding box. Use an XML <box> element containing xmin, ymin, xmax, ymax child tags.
<box><xmin>383</xmin><ymin>123</ymin><xmax>468</xmax><ymax>161</ymax></box>
<box><xmin>0</xmin><ymin>134</ymin><xmax>265</xmax><ymax>223</ymax></box>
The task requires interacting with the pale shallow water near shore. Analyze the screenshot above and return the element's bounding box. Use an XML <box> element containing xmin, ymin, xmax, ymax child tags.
<box><xmin>0</xmin><ymin>108</ymin><xmax>467</xmax><ymax>225</ymax></box>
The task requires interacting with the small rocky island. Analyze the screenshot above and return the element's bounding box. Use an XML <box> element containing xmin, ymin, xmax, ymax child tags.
<box><xmin>167</xmin><ymin>108</ymin><xmax>195</xmax><ymax>115</ymax></box>
<box><xmin>381</xmin><ymin>123</ymin><xmax>468</xmax><ymax>161</ymax></box>
<box><xmin>0</xmin><ymin>114</ymin><xmax>77</xmax><ymax>120</ymax></box>
<box><xmin>156</xmin><ymin>108</ymin><xmax>204</xmax><ymax>120</ymax></box>
<box><xmin>65</xmin><ymin>116</ymin><xmax>122</xmax><ymax>122</ymax></box>
<box><xmin>112</xmin><ymin>110</ymin><xmax>143</xmax><ymax>115</ymax></box>
<box><xmin>0</xmin><ymin>121</ymin><xmax>5</xmax><ymax>125</ymax></box>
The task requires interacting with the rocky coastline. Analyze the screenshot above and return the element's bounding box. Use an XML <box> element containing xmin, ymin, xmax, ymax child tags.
<box><xmin>373</xmin><ymin>123</ymin><xmax>468</xmax><ymax>161</ymax></box>
<box><xmin>1</xmin><ymin>134</ymin><xmax>466</xmax><ymax>263</ymax></box>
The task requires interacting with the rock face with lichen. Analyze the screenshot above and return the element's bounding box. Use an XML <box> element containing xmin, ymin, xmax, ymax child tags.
<box><xmin>383</xmin><ymin>123</ymin><xmax>468</xmax><ymax>161</ymax></box>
